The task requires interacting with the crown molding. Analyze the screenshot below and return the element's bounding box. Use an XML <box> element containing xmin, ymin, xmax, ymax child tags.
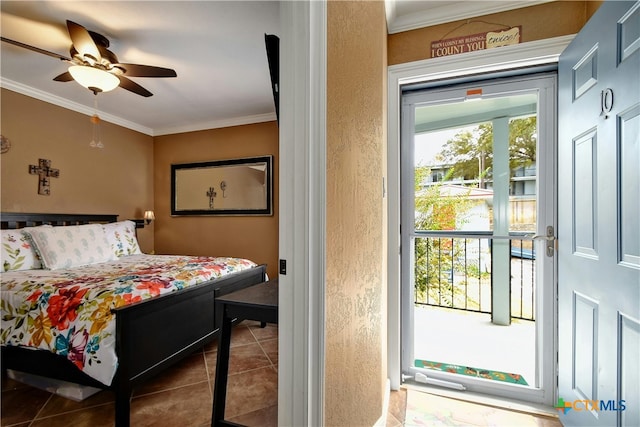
<box><xmin>386</xmin><ymin>1</ymin><xmax>554</xmax><ymax>34</ymax></box>
<box><xmin>0</xmin><ymin>77</ymin><xmax>153</xmax><ymax>135</ymax></box>
<box><xmin>388</xmin><ymin>34</ymin><xmax>575</xmax><ymax>84</ymax></box>
<box><xmin>1</xmin><ymin>78</ymin><xmax>277</xmax><ymax>137</ymax></box>
<box><xmin>153</xmin><ymin>112</ymin><xmax>277</xmax><ymax>136</ymax></box>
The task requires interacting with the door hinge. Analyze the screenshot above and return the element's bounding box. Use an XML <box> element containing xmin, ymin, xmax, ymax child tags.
<box><xmin>279</xmin><ymin>259</ymin><xmax>287</xmax><ymax>275</ymax></box>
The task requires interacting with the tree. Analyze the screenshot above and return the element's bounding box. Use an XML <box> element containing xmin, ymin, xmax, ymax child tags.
<box><xmin>438</xmin><ymin>116</ymin><xmax>537</xmax><ymax>185</ymax></box>
<box><xmin>508</xmin><ymin>116</ymin><xmax>537</xmax><ymax>170</ymax></box>
<box><xmin>414</xmin><ymin>166</ymin><xmax>462</xmax><ymax>231</ymax></box>
<box><xmin>437</xmin><ymin>125</ymin><xmax>492</xmax><ymax>181</ymax></box>
<box><xmin>413</xmin><ymin>165</ymin><xmax>472</xmax><ymax>299</ymax></box>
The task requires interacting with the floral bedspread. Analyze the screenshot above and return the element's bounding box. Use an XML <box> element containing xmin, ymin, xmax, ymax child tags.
<box><xmin>0</xmin><ymin>254</ymin><xmax>257</xmax><ymax>386</ymax></box>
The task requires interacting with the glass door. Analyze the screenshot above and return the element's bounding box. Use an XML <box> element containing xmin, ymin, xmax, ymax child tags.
<box><xmin>400</xmin><ymin>73</ymin><xmax>557</xmax><ymax>405</ymax></box>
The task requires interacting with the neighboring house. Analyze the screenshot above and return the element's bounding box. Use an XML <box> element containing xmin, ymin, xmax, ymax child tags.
<box><xmin>417</xmin><ymin>183</ymin><xmax>493</xmax><ymax>229</ymax></box>
<box><xmin>422</xmin><ymin>163</ymin><xmax>537</xmax><ymax>197</ymax></box>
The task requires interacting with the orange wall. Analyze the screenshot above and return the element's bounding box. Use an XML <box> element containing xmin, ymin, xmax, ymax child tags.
<box><xmin>153</xmin><ymin>122</ymin><xmax>279</xmax><ymax>279</ymax></box>
<box><xmin>0</xmin><ymin>88</ymin><xmax>278</xmax><ymax>272</ymax></box>
<box><xmin>326</xmin><ymin>1</ymin><xmax>387</xmax><ymax>425</ymax></box>
<box><xmin>0</xmin><ymin>88</ymin><xmax>155</xmax><ymax>252</ymax></box>
<box><xmin>388</xmin><ymin>1</ymin><xmax>603</xmax><ymax>65</ymax></box>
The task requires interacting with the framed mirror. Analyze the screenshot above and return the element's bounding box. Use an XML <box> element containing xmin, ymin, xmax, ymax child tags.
<box><xmin>171</xmin><ymin>155</ymin><xmax>273</xmax><ymax>216</ymax></box>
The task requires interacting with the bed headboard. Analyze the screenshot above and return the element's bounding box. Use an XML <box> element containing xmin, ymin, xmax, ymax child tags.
<box><xmin>0</xmin><ymin>213</ymin><xmax>119</xmax><ymax>230</ymax></box>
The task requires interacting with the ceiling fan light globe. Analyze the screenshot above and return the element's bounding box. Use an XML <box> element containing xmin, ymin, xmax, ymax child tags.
<box><xmin>68</xmin><ymin>65</ymin><xmax>119</xmax><ymax>92</ymax></box>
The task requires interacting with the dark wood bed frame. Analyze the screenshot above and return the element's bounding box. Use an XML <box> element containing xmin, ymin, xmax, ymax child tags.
<box><xmin>0</xmin><ymin>212</ymin><xmax>268</xmax><ymax>426</ymax></box>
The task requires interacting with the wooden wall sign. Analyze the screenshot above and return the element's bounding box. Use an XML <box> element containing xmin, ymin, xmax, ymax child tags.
<box><xmin>29</xmin><ymin>158</ymin><xmax>59</xmax><ymax>195</ymax></box>
<box><xmin>431</xmin><ymin>26</ymin><xmax>521</xmax><ymax>58</ymax></box>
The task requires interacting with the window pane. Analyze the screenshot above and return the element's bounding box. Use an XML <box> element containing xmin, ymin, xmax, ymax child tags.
<box><xmin>413</xmin><ymin>98</ymin><xmax>538</xmax><ymax>236</ymax></box>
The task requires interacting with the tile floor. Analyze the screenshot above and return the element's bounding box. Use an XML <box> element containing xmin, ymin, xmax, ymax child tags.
<box><xmin>1</xmin><ymin>320</ymin><xmax>278</xmax><ymax>427</ymax></box>
<box><xmin>2</xmin><ymin>320</ymin><xmax>562</xmax><ymax>427</ymax></box>
<box><xmin>386</xmin><ymin>387</ymin><xmax>563</xmax><ymax>427</ymax></box>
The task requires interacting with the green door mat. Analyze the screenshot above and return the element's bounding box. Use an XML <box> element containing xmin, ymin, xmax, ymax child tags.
<box><xmin>415</xmin><ymin>359</ymin><xmax>528</xmax><ymax>386</ymax></box>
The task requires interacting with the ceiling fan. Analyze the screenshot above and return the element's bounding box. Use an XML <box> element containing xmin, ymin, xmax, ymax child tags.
<box><xmin>1</xmin><ymin>20</ymin><xmax>177</xmax><ymax>97</ymax></box>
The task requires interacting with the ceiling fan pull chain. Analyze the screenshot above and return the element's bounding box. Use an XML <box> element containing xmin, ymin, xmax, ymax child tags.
<box><xmin>90</xmin><ymin>95</ymin><xmax>103</xmax><ymax>149</ymax></box>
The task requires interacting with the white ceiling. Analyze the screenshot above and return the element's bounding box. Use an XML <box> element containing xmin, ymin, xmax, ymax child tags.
<box><xmin>415</xmin><ymin>93</ymin><xmax>537</xmax><ymax>133</ymax></box>
<box><xmin>1</xmin><ymin>1</ymin><xmax>280</xmax><ymax>136</ymax></box>
<box><xmin>1</xmin><ymin>1</ymin><xmax>550</xmax><ymax>136</ymax></box>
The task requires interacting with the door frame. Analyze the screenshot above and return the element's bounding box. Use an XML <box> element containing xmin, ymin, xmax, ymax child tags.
<box><xmin>400</xmin><ymin>73</ymin><xmax>558</xmax><ymax>404</ymax></box>
<box><xmin>278</xmin><ymin>1</ymin><xmax>326</xmax><ymax>426</ymax></box>
<box><xmin>387</xmin><ymin>35</ymin><xmax>574</xmax><ymax>403</ymax></box>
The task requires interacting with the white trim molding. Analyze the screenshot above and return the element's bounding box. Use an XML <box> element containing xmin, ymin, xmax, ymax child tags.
<box><xmin>374</xmin><ymin>379</ymin><xmax>392</xmax><ymax>426</ymax></box>
<box><xmin>278</xmin><ymin>1</ymin><xmax>326</xmax><ymax>426</ymax></box>
<box><xmin>1</xmin><ymin>77</ymin><xmax>277</xmax><ymax>136</ymax></box>
<box><xmin>386</xmin><ymin>34</ymin><xmax>574</xmax><ymax>391</ymax></box>
<box><xmin>388</xmin><ymin>34</ymin><xmax>575</xmax><ymax>85</ymax></box>
<box><xmin>1</xmin><ymin>77</ymin><xmax>153</xmax><ymax>135</ymax></box>
<box><xmin>385</xmin><ymin>1</ymin><xmax>553</xmax><ymax>34</ymax></box>
<box><xmin>153</xmin><ymin>112</ymin><xmax>276</xmax><ymax>136</ymax></box>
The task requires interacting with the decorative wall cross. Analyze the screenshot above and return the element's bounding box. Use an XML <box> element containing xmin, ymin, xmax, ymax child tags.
<box><xmin>29</xmin><ymin>158</ymin><xmax>60</xmax><ymax>195</ymax></box>
<box><xmin>206</xmin><ymin>186</ymin><xmax>217</xmax><ymax>209</ymax></box>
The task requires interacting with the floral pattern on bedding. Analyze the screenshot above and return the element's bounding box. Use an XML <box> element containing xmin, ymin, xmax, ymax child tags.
<box><xmin>0</xmin><ymin>254</ymin><xmax>257</xmax><ymax>386</ymax></box>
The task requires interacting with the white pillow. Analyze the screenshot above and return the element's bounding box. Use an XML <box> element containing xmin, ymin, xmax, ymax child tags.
<box><xmin>102</xmin><ymin>220</ymin><xmax>142</xmax><ymax>257</ymax></box>
<box><xmin>24</xmin><ymin>224</ymin><xmax>115</xmax><ymax>270</ymax></box>
<box><xmin>1</xmin><ymin>227</ymin><xmax>48</xmax><ymax>271</ymax></box>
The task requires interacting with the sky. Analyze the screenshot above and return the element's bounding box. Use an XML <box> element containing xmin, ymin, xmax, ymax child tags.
<box><xmin>414</xmin><ymin>127</ymin><xmax>465</xmax><ymax>166</ymax></box>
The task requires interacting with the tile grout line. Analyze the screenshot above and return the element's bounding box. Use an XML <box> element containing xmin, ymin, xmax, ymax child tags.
<box><xmin>200</xmin><ymin>347</ymin><xmax>214</xmax><ymax>398</ymax></box>
<box><xmin>255</xmin><ymin>337</ymin><xmax>277</xmax><ymax>370</ymax></box>
<box><xmin>28</xmin><ymin>390</ymin><xmax>53</xmax><ymax>424</ymax></box>
<box><xmin>132</xmin><ymin>379</ymin><xmax>212</xmax><ymax>400</ymax></box>
<box><xmin>25</xmin><ymin>392</ymin><xmax>118</xmax><ymax>425</ymax></box>
<box><xmin>246</xmin><ymin>322</ymin><xmax>278</xmax><ymax>370</ymax></box>
<box><xmin>220</xmin><ymin>323</ymin><xmax>276</xmax><ymax>423</ymax></box>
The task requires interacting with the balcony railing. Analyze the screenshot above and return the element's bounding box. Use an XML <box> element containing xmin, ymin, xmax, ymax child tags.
<box><xmin>413</xmin><ymin>231</ymin><xmax>536</xmax><ymax>321</ymax></box>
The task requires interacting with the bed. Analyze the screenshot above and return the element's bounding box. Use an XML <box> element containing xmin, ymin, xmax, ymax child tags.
<box><xmin>0</xmin><ymin>212</ymin><xmax>267</xmax><ymax>427</ymax></box>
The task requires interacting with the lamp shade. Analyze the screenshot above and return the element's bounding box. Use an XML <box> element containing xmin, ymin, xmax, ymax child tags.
<box><xmin>144</xmin><ymin>210</ymin><xmax>155</xmax><ymax>221</ymax></box>
<box><xmin>68</xmin><ymin>65</ymin><xmax>120</xmax><ymax>93</ymax></box>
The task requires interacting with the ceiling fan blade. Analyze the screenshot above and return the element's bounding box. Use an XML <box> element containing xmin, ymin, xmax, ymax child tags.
<box><xmin>53</xmin><ymin>71</ymin><xmax>74</xmax><ymax>82</ymax></box>
<box><xmin>1</xmin><ymin>36</ymin><xmax>70</xmax><ymax>61</ymax></box>
<box><xmin>117</xmin><ymin>75</ymin><xmax>153</xmax><ymax>97</ymax></box>
<box><xmin>116</xmin><ymin>63</ymin><xmax>177</xmax><ymax>78</ymax></box>
<box><xmin>66</xmin><ymin>20</ymin><xmax>101</xmax><ymax>62</ymax></box>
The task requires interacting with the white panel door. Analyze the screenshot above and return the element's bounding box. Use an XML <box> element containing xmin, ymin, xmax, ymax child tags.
<box><xmin>558</xmin><ymin>2</ymin><xmax>640</xmax><ymax>426</ymax></box>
